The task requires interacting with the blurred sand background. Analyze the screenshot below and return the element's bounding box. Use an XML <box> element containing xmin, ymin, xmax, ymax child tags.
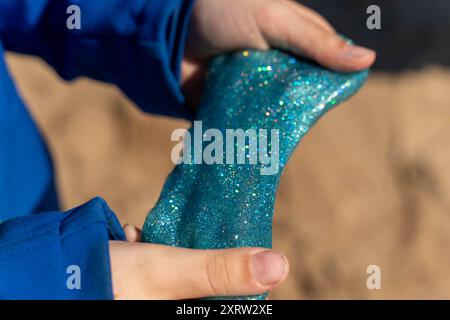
<box><xmin>6</xmin><ymin>52</ymin><xmax>450</xmax><ymax>299</ymax></box>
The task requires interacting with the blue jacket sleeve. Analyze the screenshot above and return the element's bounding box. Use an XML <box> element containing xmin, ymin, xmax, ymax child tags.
<box><xmin>0</xmin><ymin>0</ymin><xmax>196</xmax><ymax>119</ymax></box>
<box><xmin>0</xmin><ymin>197</ymin><xmax>126</xmax><ymax>299</ymax></box>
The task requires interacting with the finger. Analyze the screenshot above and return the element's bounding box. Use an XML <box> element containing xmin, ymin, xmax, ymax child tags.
<box><xmin>259</xmin><ymin>4</ymin><xmax>376</xmax><ymax>72</ymax></box>
<box><xmin>123</xmin><ymin>224</ymin><xmax>141</xmax><ymax>242</ymax></box>
<box><xmin>285</xmin><ymin>0</ymin><xmax>335</xmax><ymax>32</ymax></box>
<box><xmin>181</xmin><ymin>58</ymin><xmax>207</xmax><ymax>111</ymax></box>
<box><xmin>141</xmin><ymin>245</ymin><xmax>289</xmax><ymax>299</ymax></box>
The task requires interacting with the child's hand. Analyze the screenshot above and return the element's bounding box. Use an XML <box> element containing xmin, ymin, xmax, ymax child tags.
<box><xmin>109</xmin><ymin>225</ymin><xmax>288</xmax><ymax>299</ymax></box>
<box><xmin>182</xmin><ymin>0</ymin><xmax>376</xmax><ymax>106</ymax></box>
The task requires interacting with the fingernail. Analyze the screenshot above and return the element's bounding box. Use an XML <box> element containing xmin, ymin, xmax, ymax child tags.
<box><xmin>341</xmin><ymin>44</ymin><xmax>374</xmax><ymax>59</ymax></box>
<box><xmin>252</xmin><ymin>251</ymin><xmax>287</xmax><ymax>286</ymax></box>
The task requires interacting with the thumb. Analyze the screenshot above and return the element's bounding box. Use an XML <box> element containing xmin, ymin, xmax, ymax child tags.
<box><xmin>185</xmin><ymin>247</ymin><xmax>289</xmax><ymax>299</ymax></box>
<box><xmin>258</xmin><ymin>2</ymin><xmax>376</xmax><ymax>72</ymax></box>
<box><xmin>134</xmin><ymin>245</ymin><xmax>289</xmax><ymax>299</ymax></box>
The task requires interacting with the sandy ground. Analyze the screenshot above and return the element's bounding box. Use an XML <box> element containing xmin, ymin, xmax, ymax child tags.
<box><xmin>6</xmin><ymin>53</ymin><xmax>450</xmax><ymax>299</ymax></box>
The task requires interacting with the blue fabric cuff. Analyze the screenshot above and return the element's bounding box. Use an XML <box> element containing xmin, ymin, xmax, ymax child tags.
<box><xmin>137</xmin><ymin>0</ymin><xmax>197</xmax><ymax>119</ymax></box>
<box><xmin>1</xmin><ymin>0</ymin><xmax>197</xmax><ymax>119</ymax></box>
<box><xmin>0</xmin><ymin>197</ymin><xmax>125</xmax><ymax>299</ymax></box>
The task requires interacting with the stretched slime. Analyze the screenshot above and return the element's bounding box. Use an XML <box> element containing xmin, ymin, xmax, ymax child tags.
<box><xmin>142</xmin><ymin>49</ymin><xmax>369</xmax><ymax>299</ymax></box>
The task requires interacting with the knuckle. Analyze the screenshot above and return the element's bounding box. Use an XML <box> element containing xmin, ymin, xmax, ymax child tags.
<box><xmin>205</xmin><ymin>253</ymin><xmax>234</xmax><ymax>296</ymax></box>
<box><xmin>255</xmin><ymin>0</ymin><xmax>283</xmax><ymax>27</ymax></box>
<box><xmin>313</xmin><ymin>33</ymin><xmax>344</xmax><ymax>61</ymax></box>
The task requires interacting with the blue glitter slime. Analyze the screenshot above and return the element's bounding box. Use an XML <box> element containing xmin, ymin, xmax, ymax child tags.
<box><xmin>142</xmin><ymin>49</ymin><xmax>369</xmax><ymax>299</ymax></box>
